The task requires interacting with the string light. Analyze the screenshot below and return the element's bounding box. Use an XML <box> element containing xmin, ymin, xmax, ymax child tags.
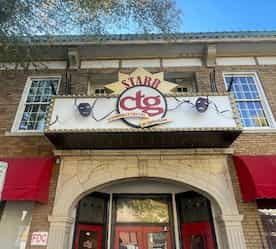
<box><xmin>47</xmin><ymin>96</ymin><xmax>231</xmax><ymax>129</ymax></box>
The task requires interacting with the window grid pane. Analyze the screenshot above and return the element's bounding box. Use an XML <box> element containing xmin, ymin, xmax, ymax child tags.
<box><xmin>19</xmin><ymin>79</ymin><xmax>58</xmax><ymax>131</ymax></box>
<box><xmin>226</xmin><ymin>76</ymin><xmax>260</xmax><ymax>100</ymax></box>
<box><xmin>225</xmin><ymin>75</ymin><xmax>269</xmax><ymax>128</ymax></box>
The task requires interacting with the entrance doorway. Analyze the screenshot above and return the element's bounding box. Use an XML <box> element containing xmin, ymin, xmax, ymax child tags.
<box><xmin>75</xmin><ymin>224</ymin><xmax>103</xmax><ymax>249</ymax></box>
<box><xmin>176</xmin><ymin>192</ymin><xmax>216</xmax><ymax>249</ymax></box>
<box><xmin>114</xmin><ymin>226</ymin><xmax>171</xmax><ymax>249</ymax></box>
<box><xmin>113</xmin><ymin>195</ymin><xmax>173</xmax><ymax>249</ymax></box>
<box><xmin>73</xmin><ymin>181</ymin><xmax>217</xmax><ymax>249</ymax></box>
<box><xmin>74</xmin><ymin>193</ymin><xmax>108</xmax><ymax>249</ymax></box>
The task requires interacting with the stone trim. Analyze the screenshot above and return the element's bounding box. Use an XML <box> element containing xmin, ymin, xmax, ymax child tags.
<box><xmin>217</xmin><ymin>215</ymin><xmax>246</xmax><ymax>249</ymax></box>
<box><xmin>54</xmin><ymin>148</ymin><xmax>235</xmax><ymax>156</ymax></box>
<box><xmin>47</xmin><ymin>153</ymin><xmax>245</xmax><ymax>249</ymax></box>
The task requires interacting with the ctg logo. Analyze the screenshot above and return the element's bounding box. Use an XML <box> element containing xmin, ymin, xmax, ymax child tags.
<box><xmin>117</xmin><ymin>86</ymin><xmax>167</xmax><ymax>128</ymax></box>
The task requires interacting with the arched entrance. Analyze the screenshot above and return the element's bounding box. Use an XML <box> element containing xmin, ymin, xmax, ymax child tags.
<box><xmin>46</xmin><ymin>149</ymin><xmax>246</xmax><ymax>249</ymax></box>
<box><xmin>73</xmin><ymin>179</ymin><xmax>219</xmax><ymax>249</ymax></box>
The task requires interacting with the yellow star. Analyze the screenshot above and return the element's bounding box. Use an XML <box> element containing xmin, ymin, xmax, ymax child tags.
<box><xmin>104</xmin><ymin>68</ymin><xmax>178</xmax><ymax>94</ymax></box>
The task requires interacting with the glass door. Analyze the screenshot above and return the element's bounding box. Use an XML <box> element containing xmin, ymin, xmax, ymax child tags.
<box><xmin>75</xmin><ymin>224</ymin><xmax>103</xmax><ymax>249</ymax></box>
<box><xmin>181</xmin><ymin>222</ymin><xmax>214</xmax><ymax>249</ymax></box>
<box><xmin>114</xmin><ymin>226</ymin><xmax>143</xmax><ymax>249</ymax></box>
<box><xmin>113</xmin><ymin>195</ymin><xmax>173</xmax><ymax>249</ymax></box>
<box><xmin>114</xmin><ymin>226</ymin><xmax>171</xmax><ymax>249</ymax></box>
<box><xmin>176</xmin><ymin>192</ymin><xmax>217</xmax><ymax>249</ymax></box>
<box><xmin>74</xmin><ymin>193</ymin><xmax>109</xmax><ymax>249</ymax></box>
<box><xmin>144</xmin><ymin>226</ymin><xmax>171</xmax><ymax>249</ymax></box>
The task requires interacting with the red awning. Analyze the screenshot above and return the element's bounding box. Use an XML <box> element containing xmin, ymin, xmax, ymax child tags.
<box><xmin>234</xmin><ymin>156</ymin><xmax>276</xmax><ymax>202</ymax></box>
<box><xmin>0</xmin><ymin>157</ymin><xmax>54</xmax><ymax>203</ymax></box>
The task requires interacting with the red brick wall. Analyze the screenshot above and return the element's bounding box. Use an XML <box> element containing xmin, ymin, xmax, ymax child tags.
<box><xmin>0</xmin><ymin>71</ymin><xmax>62</xmax><ymax>249</ymax></box>
<box><xmin>1</xmin><ymin>64</ymin><xmax>276</xmax><ymax>249</ymax></box>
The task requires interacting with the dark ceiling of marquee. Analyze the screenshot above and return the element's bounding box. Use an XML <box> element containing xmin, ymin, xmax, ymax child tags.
<box><xmin>45</xmin><ymin>130</ymin><xmax>241</xmax><ymax>150</ymax></box>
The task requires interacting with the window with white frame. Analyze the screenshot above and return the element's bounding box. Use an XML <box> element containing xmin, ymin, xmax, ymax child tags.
<box><xmin>13</xmin><ymin>77</ymin><xmax>60</xmax><ymax>132</ymax></box>
<box><xmin>224</xmin><ymin>74</ymin><xmax>273</xmax><ymax>128</ymax></box>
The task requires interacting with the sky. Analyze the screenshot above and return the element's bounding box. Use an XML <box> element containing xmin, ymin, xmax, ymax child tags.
<box><xmin>175</xmin><ymin>0</ymin><xmax>276</xmax><ymax>32</ymax></box>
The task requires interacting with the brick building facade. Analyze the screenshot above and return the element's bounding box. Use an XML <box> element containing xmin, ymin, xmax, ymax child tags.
<box><xmin>1</xmin><ymin>31</ymin><xmax>276</xmax><ymax>249</ymax></box>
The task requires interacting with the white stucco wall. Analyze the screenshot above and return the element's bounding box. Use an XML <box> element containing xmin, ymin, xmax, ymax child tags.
<box><xmin>0</xmin><ymin>201</ymin><xmax>33</xmax><ymax>249</ymax></box>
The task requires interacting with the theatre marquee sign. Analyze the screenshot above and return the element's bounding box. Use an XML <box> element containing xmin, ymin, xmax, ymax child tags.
<box><xmin>44</xmin><ymin>68</ymin><xmax>242</xmax><ymax>149</ymax></box>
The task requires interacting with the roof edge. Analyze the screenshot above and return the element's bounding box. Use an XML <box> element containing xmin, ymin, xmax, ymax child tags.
<box><xmin>8</xmin><ymin>31</ymin><xmax>276</xmax><ymax>46</ymax></box>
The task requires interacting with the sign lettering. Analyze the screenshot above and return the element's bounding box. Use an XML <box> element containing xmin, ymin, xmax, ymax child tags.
<box><xmin>121</xmin><ymin>76</ymin><xmax>161</xmax><ymax>88</ymax></box>
<box><xmin>119</xmin><ymin>90</ymin><xmax>164</xmax><ymax>116</ymax></box>
<box><xmin>31</xmin><ymin>232</ymin><xmax>48</xmax><ymax>246</ymax></box>
<box><xmin>116</xmin><ymin>86</ymin><xmax>167</xmax><ymax>128</ymax></box>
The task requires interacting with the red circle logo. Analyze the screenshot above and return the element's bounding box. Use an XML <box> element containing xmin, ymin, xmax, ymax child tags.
<box><xmin>117</xmin><ymin>86</ymin><xmax>167</xmax><ymax>128</ymax></box>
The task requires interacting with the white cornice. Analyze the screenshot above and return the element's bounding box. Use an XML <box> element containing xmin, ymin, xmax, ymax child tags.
<box><xmin>28</xmin><ymin>37</ymin><xmax>276</xmax><ymax>46</ymax></box>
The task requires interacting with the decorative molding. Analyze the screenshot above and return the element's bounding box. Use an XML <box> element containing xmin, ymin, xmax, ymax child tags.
<box><xmin>162</xmin><ymin>58</ymin><xmax>202</xmax><ymax>67</ymax></box>
<box><xmin>0</xmin><ymin>61</ymin><xmax>67</xmax><ymax>70</ymax></box>
<box><xmin>256</xmin><ymin>56</ymin><xmax>276</xmax><ymax>65</ymax></box>
<box><xmin>47</xmin><ymin>216</ymin><xmax>73</xmax><ymax>249</ymax></box>
<box><xmin>80</xmin><ymin>58</ymin><xmax>203</xmax><ymax>69</ymax></box>
<box><xmin>67</xmin><ymin>48</ymin><xmax>80</xmax><ymax>69</ymax></box>
<box><xmin>4</xmin><ymin>131</ymin><xmax>44</xmax><ymax>137</ymax></box>
<box><xmin>31</xmin><ymin>36</ymin><xmax>276</xmax><ymax>46</ymax></box>
<box><xmin>217</xmin><ymin>215</ymin><xmax>244</xmax><ymax>223</ymax></box>
<box><xmin>53</xmin><ymin>148</ymin><xmax>235</xmax><ymax>156</ymax></box>
<box><xmin>81</xmin><ymin>60</ymin><xmax>119</xmax><ymax>69</ymax></box>
<box><xmin>242</xmin><ymin>128</ymin><xmax>276</xmax><ymax>133</ymax></box>
<box><xmin>216</xmin><ymin>57</ymin><xmax>256</xmax><ymax>66</ymax></box>
<box><xmin>121</xmin><ymin>59</ymin><xmax>160</xmax><ymax>68</ymax></box>
<box><xmin>217</xmin><ymin>215</ymin><xmax>247</xmax><ymax>249</ymax></box>
<box><xmin>48</xmin><ymin>216</ymin><xmax>75</xmax><ymax>224</ymax></box>
<box><xmin>206</xmin><ymin>44</ymin><xmax>217</xmax><ymax>66</ymax></box>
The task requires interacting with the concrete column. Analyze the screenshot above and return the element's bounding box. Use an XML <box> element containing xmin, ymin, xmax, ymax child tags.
<box><xmin>217</xmin><ymin>215</ymin><xmax>246</xmax><ymax>249</ymax></box>
<box><xmin>47</xmin><ymin>216</ymin><xmax>75</xmax><ymax>249</ymax></box>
